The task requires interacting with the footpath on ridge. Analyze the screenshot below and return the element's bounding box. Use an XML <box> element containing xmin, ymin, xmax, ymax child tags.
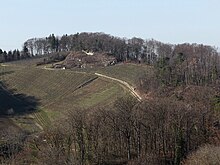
<box><xmin>95</xmin><ymin>73</ymin><xmax>142</xmax><ymax>101</ymax></box>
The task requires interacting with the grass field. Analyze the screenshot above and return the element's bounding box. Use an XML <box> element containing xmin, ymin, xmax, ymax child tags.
<box><xmin>0</xmin><ymin>67</ymin><xmax>96</xmax><ymax>105</ymax></box>
<box><xmin>0</xmin><ymin>59</ymin><xmax>151</xmax><ymax>133</ymax></box>
<box><xmin>70</xmin><ymin>63</ymin><xmax>153</xmax><ymax>86</ymax></box>
<box><xmin>5</xmin><ymin>58</ymin><xmax>152</xmax><ymax>86</ymax></box>
<box><xmin>5</xmin><ymin>56</ymin><xmax>47</xmax><ymax>67</ymax></box>
<box><xmin>0</xmin><ymin>64</ymin><xmax>127</xmax><ymax>132</ymax></box>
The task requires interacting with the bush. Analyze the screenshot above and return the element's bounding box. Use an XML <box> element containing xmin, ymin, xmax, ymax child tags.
<box><xmin>183</xmin><ymin>145</ymin><xmax>220</xmax><ymax>165</ymax></box>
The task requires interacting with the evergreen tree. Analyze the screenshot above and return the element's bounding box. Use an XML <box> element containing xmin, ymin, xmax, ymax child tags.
<box><xmin>22</xmin><ymin>45</ymin><xmax>29</xmax><ymax>58</ymax></box>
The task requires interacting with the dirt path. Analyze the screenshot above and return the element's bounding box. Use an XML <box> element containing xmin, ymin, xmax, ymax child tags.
<box><xmin>41</xmin><ymin>67</ymin><xmax>142</xmax><ymax>101</ymax></box>
<box><xmin>95</xmin><ymin>73</ymin><xmax>142</xmax><ymax>101</ymax></box>
<box><xmin>0</xmin><ymin>64</ymin><xmax>9</xmax><ymax>67</ymax></box>
<box><xmin>42</xmin><ymin>66</ymin><xmax>57</xmax><ymax>71</ymax></box>
<box><xmin>1</xmin><ymin>64</ymin><xmax>142</xmax><ymax>101</ymax></box>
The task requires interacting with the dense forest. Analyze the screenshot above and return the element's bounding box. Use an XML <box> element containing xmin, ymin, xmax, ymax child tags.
<box><xmin>1</xmin><ymin>33</ymin><xmax>220</xmax><ymax>86</ymax></box>
<box><xmin>1</xmin><ymin>32</ymin><xmax>220</xmax><ymax>164</ymax></box>
<box><xmin>1</xmin><ymin>93</ymin><xmax>219</xmax><ymax>164</ymax></box>
<box><xmin>1</xmin><ymin>32</ymin><xmax>220</xmax><ymax>67</ymax></box>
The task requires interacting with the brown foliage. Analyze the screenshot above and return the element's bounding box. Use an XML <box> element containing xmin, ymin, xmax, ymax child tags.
<box><xmin>183</xmin><ymin>145</ymin><xmax>220</xmax><ymax>165</ymax></box>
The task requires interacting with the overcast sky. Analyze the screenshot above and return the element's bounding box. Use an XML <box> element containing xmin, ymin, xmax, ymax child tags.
<box><xmin>0</xmin><ymin>0</ymin><xmax>220</xmax><ymax>51</ymax></box>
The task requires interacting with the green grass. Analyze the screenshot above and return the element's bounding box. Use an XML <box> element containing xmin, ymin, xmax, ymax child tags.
<box><xmin>70</xmin><ymin>63</ymin><xmax>153</xmax><ymax>86</ymax></box>
<box><xmin>73</xmin><ymin>79</ymin><xmax>126</xmax><ymax>108</ymax></box>
<box><xmin>0</xmin><ymin>61</ymin><xmax>150</xmax><ymax>132</ymax></box>
<box><xmin>44</xmin><ymin>78</ymin><xmax>126</xmax><ymax>112</ymax></box>
<box><xmin>32</xmin><ymin>109</ymin><xmax>51</xmax><ymax>129</ymax></box>
<box><xmin>0</xmin><ymin>65</ymin><xmax>127</xmax><ymax>131</ymax></box>
<box><xmin>0</xmin><ymin>67</ymin><xmax>96</xmax><ymax>106</ymax></box>
<box><xmin>0</xmin><ymin>66</ymin><xmax>127</xmax><ymax>112</ymax></box>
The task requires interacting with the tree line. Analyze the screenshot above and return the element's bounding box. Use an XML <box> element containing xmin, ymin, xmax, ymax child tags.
<box><xmin>2</xmin><ymin>91</ymin><xmax>218</xmax><ymax>165</ymax></box>
<box><xmin>0</xmin><ymin>46</ymin><xmax>29</xmax><ymax>63</ymax></box>
<box><xmin>23</xmin><ymin>32</ymin><xmax>219</xmax><ymax>63</ymax></box>
<box><xmin>2</xmin><ymin>33</ymin><xmax>220</xmax><ymax>80</ymax></box>
<box><xmin>138</xmin><ymin>43</ymin><xmax>220</xmax><ymax>92</ymax></box>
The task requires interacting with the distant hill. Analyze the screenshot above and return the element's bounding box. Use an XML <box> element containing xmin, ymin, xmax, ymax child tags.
<box><xmin>0</xmin><ymin>44</ymin><xmax>220</xmax><ymax>165</ymax></box>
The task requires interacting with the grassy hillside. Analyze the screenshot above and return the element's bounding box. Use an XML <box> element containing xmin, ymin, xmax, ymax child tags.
<box><xmin>0</xmin><ymin>59</ymin><xmax>151</xmax><ymax>133</ymax></box>
<box><xmin>70</xmin><ymin>63</ymin><xmax>153</xmax><ymax>86</ymax></box>
<box><xmin>5</xmin><ymin>56</ymin><xmax>153</xmax><ymax>86</ymax></box>
<box><xmin>5</xmin><ymin>56</ymin><xmax>46</xmax><ymax>67</ymax></box>
<box><xmin>2</xmin><ymin>68</ymin><xmax>95</xmax><ymax>105</ymax></box>
<box><xmin>0</xmin><ymin>65</ymin><xmax>126</xmax><ymax>131</ymax></box>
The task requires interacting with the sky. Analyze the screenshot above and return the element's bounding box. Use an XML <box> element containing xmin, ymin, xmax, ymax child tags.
<box><xmin>0</xmin><ymin>0</ymin><xmax>220</xmax><ymax>51</ymax></box>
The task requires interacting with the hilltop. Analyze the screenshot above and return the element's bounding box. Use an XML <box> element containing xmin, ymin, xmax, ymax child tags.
<box><xmin>0</xmin><ymin>32</ymin><xmax>220</xmax><ymax>164</ymax></box>
<box><xmin>63</xmin><ymin>51</ymin><xmax>116</xmax><ymax>68</ymax></box>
